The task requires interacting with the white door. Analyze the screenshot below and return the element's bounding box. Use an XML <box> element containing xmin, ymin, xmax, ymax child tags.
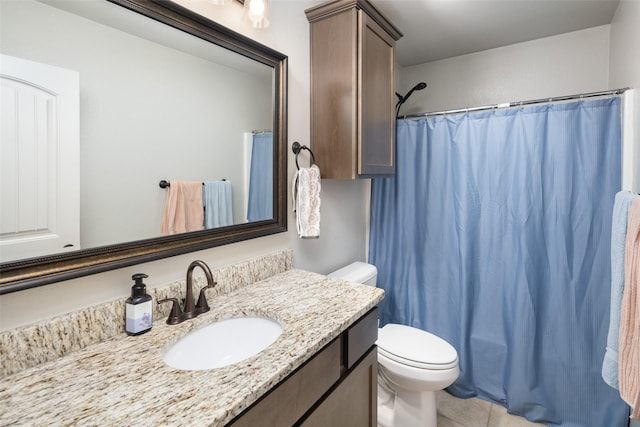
<box><xmin>0</xmin><ymin>54</ymin><xmax>80</xmax><ymax>263</ymax></box>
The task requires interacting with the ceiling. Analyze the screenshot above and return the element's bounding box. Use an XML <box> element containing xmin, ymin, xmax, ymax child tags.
<box><xmin>368</xmin><ymin>0</ymin><xmax>620</xmax><ymax>67</ymax></box>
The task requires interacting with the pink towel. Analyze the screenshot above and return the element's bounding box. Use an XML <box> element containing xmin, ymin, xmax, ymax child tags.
<box><xmin>160</xmin><ymin>181</ymin><xmax>204</xmax><ymax>236</ymax></box>
<box><xmin>620</xmin><ymin>196</ymin><xmax>640</xmax><ymax>419</ymax></box>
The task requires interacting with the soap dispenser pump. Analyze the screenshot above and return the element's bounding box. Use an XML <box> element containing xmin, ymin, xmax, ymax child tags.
<box><xmin>125</xmin><ymin>273</ymin><xmax>153</xmax><ymax>336</ymax></box>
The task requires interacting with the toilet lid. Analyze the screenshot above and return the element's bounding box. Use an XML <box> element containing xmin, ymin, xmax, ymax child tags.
<box><xmin>377</xmin><ymin>324</ymin><xmax>458</xmax><ymax>370</ymax></box>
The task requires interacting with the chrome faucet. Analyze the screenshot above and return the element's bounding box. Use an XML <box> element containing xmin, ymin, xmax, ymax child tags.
<box><xmin>158</xmin><ymin>260</ymin><xmax>217</xmax><ymax>325</ymax></box>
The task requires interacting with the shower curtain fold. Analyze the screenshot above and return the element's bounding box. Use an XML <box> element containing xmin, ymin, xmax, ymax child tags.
<box><xmin>369</xmin><ymin>98</ymin><xmax>629</xmax><ymax>427</ymax></box>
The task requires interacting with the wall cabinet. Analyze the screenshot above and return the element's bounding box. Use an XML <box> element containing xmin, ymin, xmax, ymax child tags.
<box><xmin>228</xmin><ymin>307</ymin><xmax>378</xmax><ymax>426</ymax></box>
<box><xmin>305</xmin><ymin>0</ymin><xmax>402</xmax><ymax>179</ymax></box>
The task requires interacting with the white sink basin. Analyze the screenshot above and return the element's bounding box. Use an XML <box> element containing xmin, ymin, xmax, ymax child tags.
<box><xmin>163</xmin><ymin>317</ymin><xmax>283</xmax><ymax>370</ymax></box>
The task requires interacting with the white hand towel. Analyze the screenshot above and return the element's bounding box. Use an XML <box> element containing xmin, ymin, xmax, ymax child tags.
<box><xmin>293</xmin><ymin>165</ymin><xmax>321</xmax><ymax>238</ymax></box>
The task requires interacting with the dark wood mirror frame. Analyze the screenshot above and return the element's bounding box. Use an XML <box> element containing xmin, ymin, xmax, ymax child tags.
<box><xmin>0</xmin><ymin>0</ymin><xmax>288</xmax><ymax>295</ymax></box>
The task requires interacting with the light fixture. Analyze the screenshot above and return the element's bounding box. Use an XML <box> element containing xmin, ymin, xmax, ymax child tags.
<box><xmin>242</xmin><ymin>0</ymin><xmax>270</xmax><ymax>29</ymax></box>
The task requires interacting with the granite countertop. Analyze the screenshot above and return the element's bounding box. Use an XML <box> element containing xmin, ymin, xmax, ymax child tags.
<box><xmin>0</xmin><ymin>269</ymin><xmax>384</xmax><ymax>426</ymax></box>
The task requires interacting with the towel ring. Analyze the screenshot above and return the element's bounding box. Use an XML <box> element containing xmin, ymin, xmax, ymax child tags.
<box><xmin>292</xmin><ymin>141</ymin><xmax>316</xmax><ymax>170</ymax></box>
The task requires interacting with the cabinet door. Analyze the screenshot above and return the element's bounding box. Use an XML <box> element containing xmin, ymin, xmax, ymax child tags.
<box><xmin>358</xmin><ymin>11</ymin><xmax>395</xmax><ymax>176</ymax></box>
<box><xmin>309</xmin><ymin>7</ymin><xmax>358</xmax><ymax>179</ymax></box>
<box><xmin>229</xmin><ymin>339</ymin><xmax>341</xmax><ymax>427</ymax></box>
<box><xmin>299</xmin><ymin>347</ymin><xmax>377</xmax><ymax>427</ymax></box>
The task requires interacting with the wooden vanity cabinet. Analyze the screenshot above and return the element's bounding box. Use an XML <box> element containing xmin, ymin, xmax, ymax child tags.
<box><xmin>299</xmin><ymin>347</ymin><xmax>377</xmax><ymax>426</ymax></box>
<box><xmin>228</xmin><ymin>307</ymin><xmax>379</xmax><ymax>427</ymax></box>
<box><xmin>305</xmin><ymin>0</ymin><xmax>402</xmax><ymax>179</ymax></box>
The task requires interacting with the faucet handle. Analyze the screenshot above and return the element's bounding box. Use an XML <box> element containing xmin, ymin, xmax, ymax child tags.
<box><xmin>158</xmin><ymin>298</ymin><xmax>184</xmax><ymax>325</ymax></box>
<box><xmin>195</xmin><ymin>282</ymin><xmax>217</xmax><ymax>315</ymax></box>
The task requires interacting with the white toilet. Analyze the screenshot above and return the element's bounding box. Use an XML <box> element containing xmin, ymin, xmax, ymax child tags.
<box><xmin>329</xmin><ymin>262</ymin><xmax>459</xmax><ymax>427</ymax></box>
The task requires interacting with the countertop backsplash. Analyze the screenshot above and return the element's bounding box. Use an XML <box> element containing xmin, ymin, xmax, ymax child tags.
<box><xmin>0</xmin><ymin>249</ymin><xmax>293</xmax><ymax>378</ymax></box>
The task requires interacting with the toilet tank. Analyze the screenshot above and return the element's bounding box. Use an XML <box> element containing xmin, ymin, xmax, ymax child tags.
<box><xmin>328</xmin><ymin>262</ymin><xmax>377</xmax><ymax>286</ymax></box>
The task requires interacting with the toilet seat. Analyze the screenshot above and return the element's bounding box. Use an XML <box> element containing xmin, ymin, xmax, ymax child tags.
<box><xmin>377</xmin><ymin>324</ymin><xmax>458</xmax><ymax>370</ymax></box>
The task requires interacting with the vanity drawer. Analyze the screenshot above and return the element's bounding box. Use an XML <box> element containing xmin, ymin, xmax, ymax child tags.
<box><xmin>343</xmin><ymin>307</ymin><xmax>378</xmax><ymax>369</ymax></box>
<box><xmin>228</xmin><ymin>338</ymin><xmax>341</xmax><ymax>427</ymax></box>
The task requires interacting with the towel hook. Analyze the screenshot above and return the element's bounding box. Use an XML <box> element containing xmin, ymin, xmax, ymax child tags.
<box><xmin>292</xmin><ymin>141</ymin><xmax>316</xmax><ymax>170</ymax></box>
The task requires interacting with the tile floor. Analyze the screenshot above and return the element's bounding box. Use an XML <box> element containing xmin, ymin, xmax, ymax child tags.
<box><xmin>436</xmin><ymin>391</ymin><xmax>546</xmax><ymax>427</ymax></box>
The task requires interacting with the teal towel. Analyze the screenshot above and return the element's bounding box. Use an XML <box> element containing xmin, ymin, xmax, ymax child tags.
<box><xmin>602</xmin><ymin>190</ymin><xmax>638</xmax><ymax>389</ymax></box>
<box><xmin>203</xmin><ymin>181</ymin><xmax>233</xmax><ymax>229</ymax></box>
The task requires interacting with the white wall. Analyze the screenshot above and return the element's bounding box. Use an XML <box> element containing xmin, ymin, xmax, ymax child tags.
<box><xmin>609</xmin><ymin>0</ymin><xmax>640</xmax><ymax>193</ymax></box>
<box><xmin>399</xmin><ymin>25</ymin><xmax>611</xmax><ymax>116</ymax></box>
<box><xmin>0</xmin><ymin>0</ymin><xmax>370</xmax><ymax>331</ymax></box>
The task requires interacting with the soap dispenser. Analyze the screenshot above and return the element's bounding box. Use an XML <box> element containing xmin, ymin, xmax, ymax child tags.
<box><xmin>125</xmin><ymin>273</ymin><xmax>153</xmax><ymax>336</ymax></box>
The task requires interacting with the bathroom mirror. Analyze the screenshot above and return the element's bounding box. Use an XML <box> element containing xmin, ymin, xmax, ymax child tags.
<box><xmin>0</xmin><ymin>0</ymin><xmax>287</xmax><ymax>294</ymax></box>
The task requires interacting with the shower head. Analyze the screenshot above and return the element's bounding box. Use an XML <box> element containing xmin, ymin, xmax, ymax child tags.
<box><xmin>396</xmin><ymin>81</ymin><xmax>427</xmax><ymax>117</ymax></box>
<box><xmin>398</xmin><ymin>82</ymin><xmax>427</xmax><ymax>104</ymax></box>
<box><xmin>408</xmin><ymin>81</ymin><xmax>427</xmax><ymax>96</ymax></box>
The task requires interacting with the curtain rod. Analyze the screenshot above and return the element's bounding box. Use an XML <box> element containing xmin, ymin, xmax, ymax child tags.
<box><xmin>400</xmin><ymin>87</ymin><xmax>629</xmax><ymax>120</ymax></box>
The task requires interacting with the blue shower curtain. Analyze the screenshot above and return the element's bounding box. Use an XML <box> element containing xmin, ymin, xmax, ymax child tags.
<box><xmin>369</xmin><ymin>98</ymin><xmax>630</xmax><ymax>426</ymax></box>
<box><xmin>247</xmin><ymin>132</ymin><xmax>273</xmax><ymax>222</ymax></box>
